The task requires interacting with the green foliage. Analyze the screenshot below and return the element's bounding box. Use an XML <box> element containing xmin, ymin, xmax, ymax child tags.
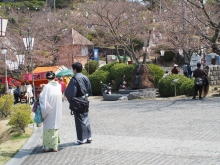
<box><xmin>0</xmin><ymin>1</ymin><xmax>45</xmax><ymax>11</ymax></box>
<box><xmin>84</xmin><ymin>60</ymin><xmax>99</xmax><ymax>75</ymax></box>
<box><xmin>147</xmin><ymin>64</ymin><xmax>165</xmax><ymax>86</ymax></box>
<box><xmin>88</xmin><ymin>70</ymin><xmax>110</xmax><ymax>95</ymax></box>
<box><xmin>158</xmin><ymin>74</ymin><xmax>193</xmax><ymax>97</ymax></box>
<box><xmin>0</xmin><ymin>95</ymin><xmax>14</xmax><ymax>117</ymax></box>
<box><xmin>99</xmin><ymin>62</ymin><xmax>118</xmax><ymax>72</ymax></box>
<box><xmin>82</xmin><ymin>68</ymin><xmax>88</xmax><ymax>76</ymax></box>
<box><xmin>9</xmin><ymin>104</ymin><xmax>32</xmax><ymax>134</ymax></box>
<box><xmin>0</xmin><ymin>84</ymin><xmax>5</xmax><ymax>94</ymax></box>
<box><xmin>110</xmin><ymin>63</ymin><xmax>136</xmax><ymax>90</ymax></box>
<box><xmin>161</xmin><ymin>51</ymin><xmax>176</xmax><ymax>62</ymax></box>
<box><xmin>10</xmin><ymin>133</ymin><xmax>31</xmax><ymax>140</ymax></box>
<box><xmin>179</xmin><ymin>79</ymin><xmax>194</xmax><ymax>96</ymax></box>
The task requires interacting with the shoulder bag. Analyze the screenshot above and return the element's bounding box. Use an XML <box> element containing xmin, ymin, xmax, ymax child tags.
<box><xmin>70</xmin><ymin>77</ymin><xmax>89</xmax><ymax>114</ymax></box>
<box><xmin>34</xmin><ymin>105</ymin><xmax>43</xmax><ymax>124</ymax></box>
<box><xmin>195</xmin><ymin>77</ymin><xmax>203</xmax><ymax>86</ymax></box>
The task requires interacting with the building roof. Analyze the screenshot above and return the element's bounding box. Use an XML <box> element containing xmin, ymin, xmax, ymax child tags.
<box><xmin>33</xmin><ymin>65</ymin><xmax>68</xmax><ymax>74</ymax></box>
<box><xmin>57</xmin><ymin>28</ymin><xmax>94</xmax><ymax>46</ymax></box>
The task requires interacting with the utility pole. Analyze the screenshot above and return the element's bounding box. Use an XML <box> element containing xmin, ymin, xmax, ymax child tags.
<box><xmin>54</xmin><ymin>0</ymin><xmax>56</xmax><ymax>13</ymax></box>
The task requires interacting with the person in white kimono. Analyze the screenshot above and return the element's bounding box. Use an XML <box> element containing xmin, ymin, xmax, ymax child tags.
<box><xmin>65</xmin><ymin>62</ymin><xmax>92</xmax><ymax>145</ymax></box>
<box><xmin>40</xmin><ymin>71</ymin><xmax>62</xmax><ymax>152</ymax></box>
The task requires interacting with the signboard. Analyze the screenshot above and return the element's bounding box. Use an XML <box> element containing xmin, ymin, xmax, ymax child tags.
<box><xmin>22</xmin><ymin>72</ymin><xmax>47</xmax><ymax>81</ymax></box>
<box><xmin>94</xmin><ymin>49</ymin><xmax>99</xmax><ymax>61</ymax></box>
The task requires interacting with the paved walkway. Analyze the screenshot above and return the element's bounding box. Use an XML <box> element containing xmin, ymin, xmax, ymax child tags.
<box><xmin>5</xmin><ymin>96</ymin><xmax>220</xmax><ymax>165</ymax></box>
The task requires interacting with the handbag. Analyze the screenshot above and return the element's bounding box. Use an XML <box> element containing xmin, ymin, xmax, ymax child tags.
<box><xmin>195</xmin><ymin>77</ymin><xmax>203</xmax><ymax>86</ymax></box>
<box><xmin>70</xmin><ymin>77</ymin><xmax>89</xmax><ymax>114</ymax></box>
<box><xmin>34</xmin><ymin>105</ymin><xmax>43</xmax><ymax>124</ymax></box>
<box><xmin>70</xmin><ymin>97</ymin><xmax>89</xmax><ymax>114</ymax></box>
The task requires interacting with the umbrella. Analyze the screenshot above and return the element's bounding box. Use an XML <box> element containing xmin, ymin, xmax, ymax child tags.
<box><xmin>56</xmin><ymin>69</ymin><xmax>74</xmax><ymax>77</ymax></box>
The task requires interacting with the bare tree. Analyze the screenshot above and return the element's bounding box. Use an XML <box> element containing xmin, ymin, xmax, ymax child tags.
<box><xmin>162</xmin><ymin>0</ymin><xmax>220</xmax><ymax>58</ymax></box>
<box><xmin>79</xmin><ymin>0</ymin><xmax>152</xmax><ymax>64</ymax></box>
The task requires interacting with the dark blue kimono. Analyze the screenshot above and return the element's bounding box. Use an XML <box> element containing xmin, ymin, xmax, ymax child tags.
<box><xmin>65</xmin><ymin>73</ymin><xmax>92</xmax><ymax>142</ymax></box>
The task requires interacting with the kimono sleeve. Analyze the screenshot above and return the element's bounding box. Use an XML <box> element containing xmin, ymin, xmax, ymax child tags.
<box><xmin>39</xmin><ymin>85</ymin><xmax>53</xmax><ymax>119</ymax></box>
<box><xmin>64</xmin><ymin>78</ymin><xmax>78</xmax><ymax>103</ymax></box>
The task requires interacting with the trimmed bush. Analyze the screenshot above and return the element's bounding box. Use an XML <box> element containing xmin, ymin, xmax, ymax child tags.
<box><xmin>0</xmin><ymin>94</ymin><xmax>14</xmax><ymax>117</ymax></box>
<box><xmin>99</xmin><ymin>62</ymin><xmax>118</xmax><ymax>72</ymax></box>
<box><xmin>9</xmin><ymin>104</ymin><xmax>33</xmax><ymax>134</ymax></box>
<box><xmin>110</xmin><ymin>63</ymin><xmax>136</xmax><ymax>90</ymax></box>
<box><xmin>158</xmin><ymin>74</ymin><xmax>193</xmax><ymax>97</ymax></box>
<box><xmin>88</xmin><ymin>70</ymin><xmax>110</xmax><ymax>96</ymax></box>
<box><xmin>180</xmin><ymin>79</ymin><xmax>194</xmax><ymax>96</ymax></box>
<box><xmin>82</xmin><ymin>68</ymin><xmax>88</xmax><ymax>76</ymax></box>
<box><xmin>84</xmin><ymin>60</ymin><xmax>99</xmax><ymax>75</ymax></box>
<box><xmin>99</xmin><ymin>62</ymin><xmax>118</xmax><ymax>80</ymax></box>
<box><xmin>147</xmin><ymin>64</ymin><xmax>165</xmax><ymax>86</ymax></box>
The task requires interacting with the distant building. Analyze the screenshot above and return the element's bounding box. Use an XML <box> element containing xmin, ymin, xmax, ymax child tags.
<box><xmin>56</xmin><ymin>28</ymin><xmax>94</xmax><ymax>68</ymax></box>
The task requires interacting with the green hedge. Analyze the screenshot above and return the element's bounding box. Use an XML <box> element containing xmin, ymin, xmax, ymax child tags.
<box><xmin>110</xmin><ymin>63</ymin><xmax>136</xmax><ymax>90</ymax></box>
<box><xmin>88</xmin><ymin>70</ymin><xmax>110</xmax><ymax>95</ymax></box>
<box><xmin>179</xmin><ymin>79</ymin><xmax>194</xmax><ymax>96</ymax></box>
<box><xmin>9</xmin><ymin>104</ymin><xmax>33</xmax><ymax>134</ymax></box>
<box><xmin>99</xmin><ymin>62</ymin><xmax>118</xmax><ymax>80</ymax></box>
<box><xmin>85</xmin><ymin>60</ymin><xmax>99</xmax><ymax>75</ymax></box>
<box><xmin>158</xmin><ymin>74</ymin><xmax>194</xmax><ymax>97</ymax></box>
<box><xmin>0</xmin><ymin>94</ymin><xmax>14</xmax><ymax>117</ymax></box>
<box><xmin>147</xmin><ymin>64</ymin><xmax>165</xmax><ymax>86</ymax></box>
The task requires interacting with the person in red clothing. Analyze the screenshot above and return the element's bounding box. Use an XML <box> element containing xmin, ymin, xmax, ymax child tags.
<box><xmin>171</xmin><ymin>64</ymin><xmax>180</xmax><ymax>74</ymax></box>
<box><xmin>58</xmin><ymin>77</ymin><xmax>67</xmax><ymax>101</ymax></box>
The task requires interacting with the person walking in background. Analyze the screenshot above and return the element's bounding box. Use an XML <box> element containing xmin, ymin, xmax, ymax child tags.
<box><xmin>65</xmin><ymin>62</ymin><xmax>92</xmax><ymax>145</ymax></box>
<box><xmin>26</xmin><ymin>82</ymin><xmax>33</xmax><ymax>104</ymax></box>
<box><xmin>187</xmin><ymin>64</ymin><xmax>192</xmax><ymax>78</ymax></box>
<box><xmin>13</xmin><ymin>86</ymin><xmax>21</xmax><ymax>104</ymax></box>
<box><xmin>192</xmin><ymin>63</ymin><xmax>207</xmax><ymax>99</ymax></box>
<box><xmin>58</xmin><ymin>77</ymin><xmax>66</xmax><ymax>101</ymax></box>
<box><xmin>162</xmin><ymin>71</ymin><xmax>169</xmax><ymax>78</ymax></box>
<box><xmin>40</xmin><ymin>71</ymin><xmax>62</xmax><ymax>152</ymax></box>
<box><xmin>171</xmin><ymin>64</ymin><xmax>180</xmax><ymax>74</ymax></box>
<box><xmin>182</xmin><ymin>63</ymin><xmax>188</xmax><ymax>77</ymax></box>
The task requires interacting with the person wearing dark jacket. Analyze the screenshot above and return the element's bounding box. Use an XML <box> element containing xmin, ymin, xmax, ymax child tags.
<box><xmin>171</xmin><ymin>64</ymin><xmax>180</xmax><ymax>74</ymax></box>
<box><xmin>14</xmin><ymin>86</ymin><xmax>21</xmax><ymax>103</ymax></box>
<box><xmin>192</xmin><ymin>63</ymin><xmax>207</xmax><ymax>99</ymax></box>
<box><xmin>65</xmin><ymin>62</ymin><xmax>92</xmax><ymax>145</ymax></box>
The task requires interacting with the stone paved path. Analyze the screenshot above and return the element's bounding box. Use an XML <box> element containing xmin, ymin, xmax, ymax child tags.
<box><xmin>19</xmin><ymin>97</ymin><xmax>220</xmax><ymax>164</ymax></box>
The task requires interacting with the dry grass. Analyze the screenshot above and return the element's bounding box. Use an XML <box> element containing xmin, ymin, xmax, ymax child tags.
<box><xmin>0</xmin><ymin>118</ymin><xmax>33</xmax><ymax>165</ymax></box>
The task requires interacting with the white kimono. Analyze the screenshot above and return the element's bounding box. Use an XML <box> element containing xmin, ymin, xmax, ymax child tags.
<box><xmin>39</xmin><ymin>81</ymin><xmax>62</xmax><ymax>129</ymax></box>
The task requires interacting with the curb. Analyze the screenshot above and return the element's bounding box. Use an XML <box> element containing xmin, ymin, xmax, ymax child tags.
<box><xmin>5</xmin><ymin>124</ymin><xmax>42</xmax><ymax>165</ymax></box>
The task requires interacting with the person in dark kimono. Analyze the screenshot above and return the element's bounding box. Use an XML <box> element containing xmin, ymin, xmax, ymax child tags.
<box><xmin>65</xmin><ymin>62</ymin><xmax>92</xmax><ymax>145</ymax></box>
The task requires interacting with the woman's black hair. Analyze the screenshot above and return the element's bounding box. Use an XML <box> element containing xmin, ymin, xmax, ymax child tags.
<box><xmin>46</xmin><ymin>71</ymin><xmax>56</xmax><ymax>80</ymax></box>
<box><xmin>72</xmin><ymin>62</ymin><xmax>82</xmax><ymax>73</ymax></box>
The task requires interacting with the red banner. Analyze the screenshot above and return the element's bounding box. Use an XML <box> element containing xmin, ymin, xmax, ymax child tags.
<box><xmin>0</xmin><ymin>77</ymin><xmax>21</xmax><ymax>86</ymax></box>
<box><xmin>22</xmin><ymin>72</ymin><xmax>47</xmax><ymax>81</ymax></box>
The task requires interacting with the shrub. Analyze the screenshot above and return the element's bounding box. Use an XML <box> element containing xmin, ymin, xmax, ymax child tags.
<box><xmin>9</xmin><ymin>104</ymin><xmax>33</xmax><ymax>134</ymax></box>
<box><xmin>99</xmin><ymin>62</ymin><xmax>118</xmax><ymax>72</ymax></box>
<box><xmin>88</xmin><ymin>70</ymin><xmax>110</xmax><ymax>95</ymax></box>
<box><xmin>84</xmin><ymin>60</ymin><xmax>99</xmax><ymax>75</ymax></box>
<box><xmin>180</xmin><ymin>79</ymin><xmax>194</xmax><ymax>96</ymax></box>
<box><xmin>110</xmin><ymin>63</ymin><xmax>136</xmax><ymax>90</ymax></box>
<box><xmin>82</xmin><ymin>68</ymin><xmax>88</xmax><ymax>76</ymax></box>
<box><xmin>158</xmin><ymin>74</ymin><xmax>193</xmax><ymax>97</ymax></box>
<box><xmin>147</xmin><ymin>64</ymin><xmax>165</xmax><ymax>86</ymax></box>
<box><xmin>0</xmin><ymin>94</ymin><xmax>14</xmax><ymax>117</ymax></box>
<box><xmin>99</xmin><ymin>62</ymin><xmax>118</xmax><ymax>80</ymax></box>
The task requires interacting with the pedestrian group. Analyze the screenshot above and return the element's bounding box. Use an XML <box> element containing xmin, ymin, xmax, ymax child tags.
<box><xmin>38</xmin><ymin>62</ymin><xmax>92</xmax><ymax>152</ymax></box>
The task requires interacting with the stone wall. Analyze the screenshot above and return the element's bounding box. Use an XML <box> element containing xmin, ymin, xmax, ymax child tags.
<box><xmin>207</xmin><ymin>65</ymin><xmax>220</xmax><ymax>86</ymax></box>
